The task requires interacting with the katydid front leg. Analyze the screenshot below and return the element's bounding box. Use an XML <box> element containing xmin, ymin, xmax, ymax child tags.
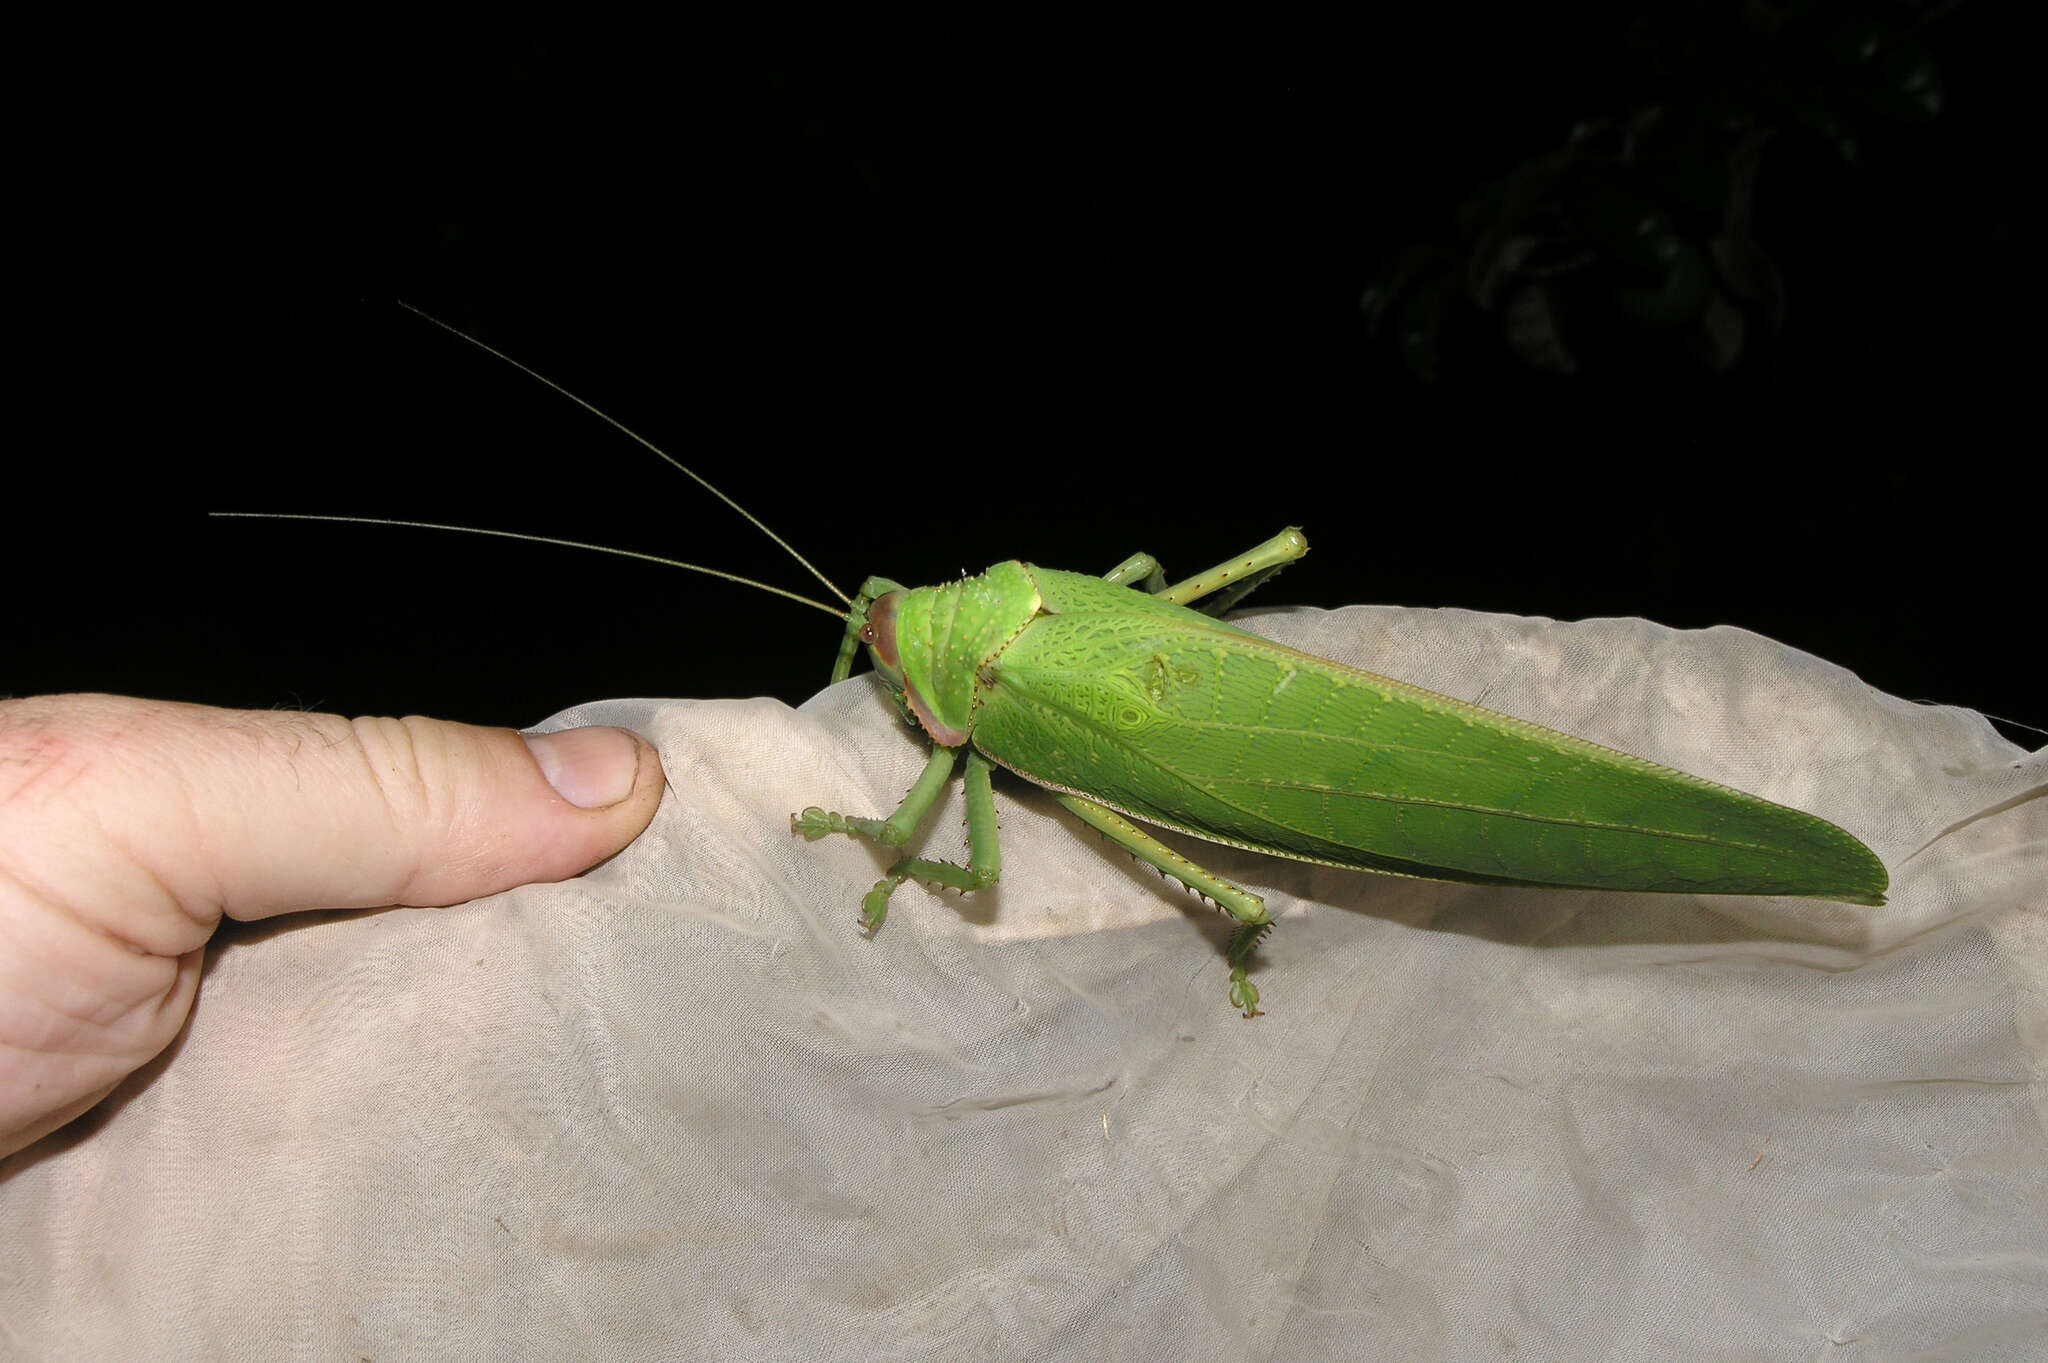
<box><xmin>794</xmin><ymin>746</ymin><xmax>1002</xmax><ymax>931</ymax></box>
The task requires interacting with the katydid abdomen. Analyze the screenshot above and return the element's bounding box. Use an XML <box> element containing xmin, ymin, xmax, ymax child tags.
<box><xmin>976</xmin><ymin>565</ymin><xmax>1888</xmax><ymax>905</ymax></box>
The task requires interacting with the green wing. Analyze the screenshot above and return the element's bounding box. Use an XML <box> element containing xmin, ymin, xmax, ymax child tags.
<box><xmin>971</xmin><ymin>569</ymin><xmax>1886</xmax><ymax>904</ymax></box>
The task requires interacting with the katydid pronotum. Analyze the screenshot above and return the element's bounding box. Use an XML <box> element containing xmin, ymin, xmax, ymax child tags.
<box><xmin>218</xmin><ymin>307</ymin><xmax>1889</xmax><ymax>1017</ymax></box>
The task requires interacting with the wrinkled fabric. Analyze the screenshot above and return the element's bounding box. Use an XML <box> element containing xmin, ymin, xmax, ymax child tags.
<box><xmin>4</xmin><ymin>605</ymin><xmax>2043</xmax><ymax>1361</ymax></box>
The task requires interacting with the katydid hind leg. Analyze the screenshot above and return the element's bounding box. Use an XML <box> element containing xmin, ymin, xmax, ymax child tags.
<box><xmin>1055</xmin><ymin>795</ymin><xmax>1274</xmax><ymax>1017</ymax></box>
<box><xmin>1156</xmin><ymin>526</ymin><xmax>1310</xmax><ymax>615</ymax></box>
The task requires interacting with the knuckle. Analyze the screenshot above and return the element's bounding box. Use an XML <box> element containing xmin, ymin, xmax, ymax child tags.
<box><xmin>343</xmin><ymin>714</ymin><xmax>440</xmax><ymax>832</ymax></box>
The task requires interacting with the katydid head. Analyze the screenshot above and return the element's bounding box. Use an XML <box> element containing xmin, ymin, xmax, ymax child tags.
<box><xmin>860</xmin><ymin>589</ymin><xmax>908</xmax><ymax>693</ymax></box>
<box><xmin>830</xmin><ymin>575</ymin><xmax>911</xmax><ymax>688</ymax></box>
<box><xmin>832</xmin><ymin>564</ymin><xmax>1038</xmax><ymax>749</ymax></box>
<box><xmin>830</xmin><ymin>577</ymin><xmax>949</xmax><ymax>737</ymax></box>
<box><xmin>852</xmin><ymin>584</ymin><xmax>958</xmax><ymax>742</ymax></box>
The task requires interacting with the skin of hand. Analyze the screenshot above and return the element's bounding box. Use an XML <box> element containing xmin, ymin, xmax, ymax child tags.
<box><xmin>0</xmin><ymin>693</ymin><xmax>665</xmax><ymax>1159</ymax></box>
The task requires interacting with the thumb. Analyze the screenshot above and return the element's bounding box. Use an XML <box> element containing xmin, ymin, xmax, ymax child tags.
<box><xmin>0</xmin><ymin>694</ymin><xmax>665</xmax><ymax>1156</ymax></box>
<box><xmin>0</xmin><ymin>694</ymin><xmax>667</xmax><ymax>930</ymax></box>
<box><xmin>207</xmin><ymin>705</ymin><xmax>667</xmax><ymax>921</ymax></box>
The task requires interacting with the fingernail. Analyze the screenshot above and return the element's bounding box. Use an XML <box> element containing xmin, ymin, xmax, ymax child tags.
<box><xmin>523</xmin><ymin>727</ymin><xmax>644</xmax><ymax>809</ymax></box>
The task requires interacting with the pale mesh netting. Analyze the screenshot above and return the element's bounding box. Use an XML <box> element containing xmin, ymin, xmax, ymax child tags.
<box><xmin>4</xmin><ymin>605</ymin><xmax>2042</xmax><ymax>1359</ymax></box>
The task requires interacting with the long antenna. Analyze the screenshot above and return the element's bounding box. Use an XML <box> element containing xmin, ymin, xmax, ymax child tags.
<box><xmin>209</xmin><ymin>513</ymin><xmax>847</xmax><ymax>620</ymax></box>
<box><xmin>395</xmin><ymin>300</ymin><xmax>851</xmax><ymax>606</ymax></box>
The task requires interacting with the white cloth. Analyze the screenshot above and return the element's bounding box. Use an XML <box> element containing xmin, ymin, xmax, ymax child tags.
<box><xmin>4</xmin><ymin>605</ymin><xmax>2043</xmax><ymax>1360</ymax></box>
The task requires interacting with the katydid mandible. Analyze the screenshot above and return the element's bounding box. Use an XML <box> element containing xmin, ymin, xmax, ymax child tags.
<box><xmin>218</xmin><ymin>308</ymin><xmax>1890</xmax><ymax>1017</ymax></box>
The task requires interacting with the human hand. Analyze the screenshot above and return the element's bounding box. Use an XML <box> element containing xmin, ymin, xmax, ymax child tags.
<box><xmin>0</xmin><ymin>694</ymin><xmax>665</xmax><ymax>1158</ymax></box>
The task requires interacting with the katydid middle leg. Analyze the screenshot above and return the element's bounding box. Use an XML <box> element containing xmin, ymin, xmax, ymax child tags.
<box><xmin>1100</xmin><ymin>550</ymin><xmax>1168</xmax><ymax>592</ymax></box>
<box><xmin>1056</xmin><ymin>796</ymin><xmax>1273</xmax><ymax>1017</ymax></box>
<box><xmin>1079</xmin><ymin>531</ymin><xmax>1305</xmax><ymax>1014</ymax></box>
<box><xmin>794</xmin><ymin>745</ymin><xmax>1003</xmax><ymax>932</ymax></box>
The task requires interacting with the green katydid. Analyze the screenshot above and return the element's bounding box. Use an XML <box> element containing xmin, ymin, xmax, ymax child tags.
<box><xmin>218</xmin><ymin>307</ymin><xmax>1889</xmax><ymax>1017</ymax></box>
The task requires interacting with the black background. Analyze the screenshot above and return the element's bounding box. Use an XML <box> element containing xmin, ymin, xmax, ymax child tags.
<box><xmin>14</xmin><ymin>6</ymin><xmax>2033</xmax><ymax>738</ymax></box>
